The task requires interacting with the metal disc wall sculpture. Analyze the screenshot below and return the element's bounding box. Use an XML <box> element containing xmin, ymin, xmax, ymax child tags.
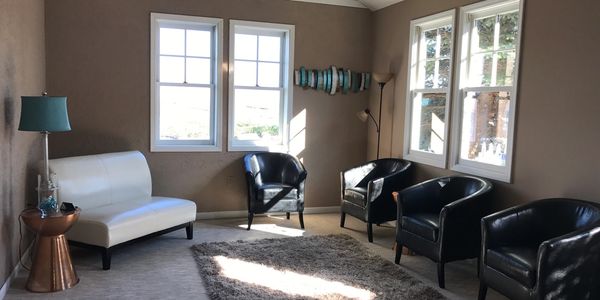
<box><xmin>294</xmin><ymin>66</ymin><xmax>371</xmax><ymax>95</ymax></box>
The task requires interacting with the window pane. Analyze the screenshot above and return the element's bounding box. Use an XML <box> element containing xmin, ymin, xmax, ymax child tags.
<box><xmin>234</xmin><ymin>60</ymin><xmax>257</xmax><ymax>86</ymax></box>
<box><xmin>234</xmin><ymin>89</ymin><xmax>282</xmax><ymax>143</ymax></box>
<box><xmin>469</xmin><ymin>53</ymin><xmax>493</xmax><ymax>86</ymax></box>
<box><xmin>160</xmin><ymin>56</ymin><xmax>184</xmax><ymax>83</ymax></box>
<box><xmin>258</xmin><ymin>62</ymin><xmax>280</xmax><ymax>87</ymax></box>
<box><xmin>473</xmin><ymin>16</ymin><xmax>495</xmax><ymax>52</ymax></box>
<box><xmin>438</xmin><ymin>59</ymin><xmax>450</xmax><ymax>88</ymax></box>
<box><xmin>159</xmin><ymin>86</ymin><xmax>211</xmax><ymax>140</ymax></box>
<box><xmin>496</xmin><ymin>51</ymin><xmax>516</xmax><ymax>86</ymax></box>
<box><xmin>411</xmin><ymin>93</ymin><xmax>446</xmax><ymax>154</ymax></box>
<box><xmin>460</xmin><ymin>91</ymin><xmax>511</xmax><ymax>166</ymax></box>
<box><xmin>235</xmin><ymin>34</ymin><xmax>257</xmax><ymax>60</ymax></box>
<box><xmin>186</xmin><ymin>58</ymin><xmax>211</xmax><ymax>84</ymax></box>
<box><xmin>424</xmin><ymin>60</ymin><xmax>435</xmax><ymax>88</ymax></box>
<box><xmin>499</xmin><ymin>12</ymin><xmax>519</xmax><ymax>50</ymax></box>
<box><xmin>186</xmin><ymin>30</ymin><xmax>211</xmax><ymax>57</ymax></box>
<box><xmin>440</xmin><ymin>25</ymin><xmax>452</xmax><ymax>57</ymax></box>
<box><xmin>424</xmin><ymin>29</ymin><xmax>437</xmax><ymax>59</ymax></box>
<box><xmin>258</xmin><ymin>35</ymin><xmax>281</xmax><ymax>62</ymax></box>
<box><xmin>160</xmin><ymin>28</ymin><xmax>185</xmax><ymax>55</ymax></box>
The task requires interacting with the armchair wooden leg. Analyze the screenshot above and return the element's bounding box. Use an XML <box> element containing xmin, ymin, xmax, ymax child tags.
<box><xmin>102</xmin><ymin>248</ymin><xmax>112</xmax><ymax>270</ymax></box>
<box><xmin>247</xmin><ymin>212</ymin><xmax>254</xmax><ymax>230</ymax></box>
<box><xmin>394</xmin><ymin>243</ymin><xmax>402</xmax><ymax>264</ymax></box>
<box><xmin>299</xmin><ymin>212</ymin><xmax>305</xmax><ymax>229</ymax></box>
<box><xmin>437</xmin><ymin>262</ymin><xmax>445</xmax><ymax>288</ymax></box>
<box><xmin>367</xmin><ymin>222</ymin><xmax>373</xmax><ymax>243</ymax></box>
<box><xmin>286</xmin><ymin>212</ymin><xmax>290</xmax><ymax>220</ymax></box>
<box><xmin>478</xmin><ymin>282</ymin><xmax>487</xmax><ymax>300</ymax></box>
<box><xmin>186</xmin><ymin>222</ymin><xmax>194</xmax><ymax>240</ymax></box>
<box><xmin>340</xmin><ymin>212</ymin><xmax>346</xmax><ymax>228</ymax></box>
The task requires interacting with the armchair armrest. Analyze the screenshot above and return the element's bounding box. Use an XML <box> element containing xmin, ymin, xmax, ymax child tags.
<box><xmin>341</xmin><ymin>163</ymin><xmax>376</xmax><ymax>191</ymax></box>
<box><xmin>537</xmin><ymin>226</ymin><xmax>600</xmax><ymax>298</ymax></box>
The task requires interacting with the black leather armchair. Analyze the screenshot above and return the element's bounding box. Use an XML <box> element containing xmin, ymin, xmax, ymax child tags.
<box><xmin>243</xmin><ymin>152</ymin><xmax>307</xmax><ymax>230</ymax></box>
<box><xmin>479</xmin><ymin>198</ymin><xmax>600</xmax><ymax>300</ymax></box>
<box><xmin>394</xmin><ymin>175</ymin><xmax>493</xmax><ymax>288</ymax></box>
<box><xmin>340</xmin><ymin>158</ymin><xmax>412</xmax><ymax>242</ymax></box>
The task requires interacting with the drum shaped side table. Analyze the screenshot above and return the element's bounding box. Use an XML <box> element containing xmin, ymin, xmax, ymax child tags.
<box><xmin>20</xmin><ymin>208</ymin><xmax>80</xmax><ymax>292</ymax></box>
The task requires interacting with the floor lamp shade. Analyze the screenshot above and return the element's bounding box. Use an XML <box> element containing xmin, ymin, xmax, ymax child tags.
<box><xmin>18</xmin><ymin>96</ymin><xmax>71</xmax><ymax>132</ymax></box>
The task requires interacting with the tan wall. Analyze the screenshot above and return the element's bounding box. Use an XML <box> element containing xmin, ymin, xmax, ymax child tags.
<box><xmin>370</xmin><ymin>0</ymin><xmax>600</xmax><ymax>208</ymax></box>
<box><xmin>45</xmin><ymin>0</ymin><xmax>372</xmax><ymax>212</ymax></box>
<box><xmin>0</xmin><ymin>0</ymin><xmax>45</xmax><ymax>286</ymax></box>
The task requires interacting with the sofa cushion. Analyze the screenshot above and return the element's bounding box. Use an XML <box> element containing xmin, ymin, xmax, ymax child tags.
<box><xmin>402</xmin><ymin>213</ymin><xmax>440</xmax><ymax>242</ymax></box>
<box><xmin>66</xmin><ymin>196</ymin><xmax>196</xmax><ymax>248</ymax></box>
<box><xmin>344</xmin><ymin>187</ymin><xmax>367</xmax><ymax>207</ymax></box>
<box><xmin>487</xmin><ymin>246</ymin><xmax>538</xmax><ymax>288</ymax></box>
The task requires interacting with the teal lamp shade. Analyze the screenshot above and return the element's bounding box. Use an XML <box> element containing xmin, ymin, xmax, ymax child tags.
<box><xmin>18</xmin><ymin>96</ymin><xmax>71</xmax><ymax>132</ymax></box>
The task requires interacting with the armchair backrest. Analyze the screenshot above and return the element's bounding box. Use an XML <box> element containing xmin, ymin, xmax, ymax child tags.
<box><xmin>244</xmin><ymin>152</ymin><xmax>305</xmax><ymax>186</ymax></box>
<box><xmin>524</xmin><ymin>199</ymin><xmax>600</xmax><ymax>243</ymax></box>
<box><xmin>356</xmin><ymin>158</ymin><xmax>411</xmax><ymax>187</ymax></box>
<box><xmin>438</xmin><ymin>176</ymin><xmax>489</xmax><ymax>206</ymax></box>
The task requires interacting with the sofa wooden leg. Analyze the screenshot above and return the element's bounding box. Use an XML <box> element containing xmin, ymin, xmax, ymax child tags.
<box><xmin>478</xmin><ymin>282</ymin><xmax>487</xmax><ymax>300</ymax></box>
<box><xmin>367</xmin><ymin>222</ymin><xmax>373</xmax><ymax>243</ymax></box>
<box><xmin>299</xmin><ymin>212</ymin><xmax>305</xmax><ymax>229</ymax></box>
<box><xmin>340</xmin><ymin>212</ymin><xmax>346</xmax><ymax>228</ymax></box>
<box><xmin>286</xmin><ymin>212</ymin><xmax>290</xmax><ymax>220</ymax></box>
<box><xmin>437</xmin><ymin>262</ymin><xmax>445</xmax><ymax>288</ymax></box>
<box><xmin>186</xmin><ymin>222</ymin><xmax>194</xmax><ymax>240</ymax></box>
<box><xmin>102</xmin><ymin>248</ymin><xmax>112</xmax><ymax>270</ymax></box>
<box><xmin>247</xmin><ymin>212</ymin><xmax>254</xmax><ymax>230</ymax></box>
<box><xmin>394</xmin><ymin>243</ymin><xmax>402</xmax><ymax>264</ymax></box>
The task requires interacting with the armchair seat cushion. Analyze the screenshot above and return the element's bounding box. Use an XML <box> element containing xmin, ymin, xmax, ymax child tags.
<box><xmin>402</xmin><ymin>213</ymin><xmax>440</xmax><ymax>242</ymax></box>
<box><xmin>258</xmin><ymin>183</ymin><xmax>298</xmax><ymax>200</ymax></box>
<box><xmin>343</xmin><ymin>187</ymin><xmax>367</xmax><ymax>207</ymax></box>
<box><xmin>487</xmin><ymin>246</ymin><xmax>538</xmax><ymax>288</ymax></box>
<box><xmin>66</xmin><ymin>196</ymin><xmax>196</xmax><ymax>248</ymax></box>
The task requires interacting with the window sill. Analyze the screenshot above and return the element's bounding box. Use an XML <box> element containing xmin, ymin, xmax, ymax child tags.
<box><xmin>404</xmin><ymin>151</ymin><xmax>446</xmax><ymax>169</ymax></box>
<box><xmin>450</xmin><ymin>162</ymin><xmax>511</xmax><ymax>183</ymax></box>
<box><xmin>151</xmin><ymin>144</ymin><xmax>222</xmax><ymax>152</ymax></box>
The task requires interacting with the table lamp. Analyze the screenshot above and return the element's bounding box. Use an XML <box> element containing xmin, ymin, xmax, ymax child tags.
<box><xmin>18</xmin><ymin>93</ymin><xmax>71</xmax><ymax>216</ymax></box>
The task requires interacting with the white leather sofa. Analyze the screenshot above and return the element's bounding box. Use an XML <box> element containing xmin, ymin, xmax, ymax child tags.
<box><xmin>49</xmin><ymin>151</ymin><xmax>197</xmax><ymax>269</ymax></box>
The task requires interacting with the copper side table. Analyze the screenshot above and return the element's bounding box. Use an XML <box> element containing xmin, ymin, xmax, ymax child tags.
<box><xmin>20</xmin><ymin>208</ymin><xmax>80</xmax><ymax>292</ymax></box>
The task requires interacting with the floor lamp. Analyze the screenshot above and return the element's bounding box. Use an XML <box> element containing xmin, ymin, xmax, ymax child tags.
<box><xmin>357</xmin><ymin>73</ymin><xmax>393</xmax><ymax>159</ymax></box>
<box><xmin>18</xmin><ymin>93</ymin><xmax>71</xmax><ymax>216</ymax></box>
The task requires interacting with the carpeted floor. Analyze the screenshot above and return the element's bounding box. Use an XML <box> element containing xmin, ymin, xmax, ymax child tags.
<box><xmin>5</xmin><ymin>214</ymin><xmax>506</xmax><ymax>299</ymax></box>
<box><xmin>192</xmin><ymin>234</ymin><xmax>446</xmax><ymax>300</ymax></box>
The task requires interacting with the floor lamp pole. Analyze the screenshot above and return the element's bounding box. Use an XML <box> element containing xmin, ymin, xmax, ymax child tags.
<box><xmin>376</xmin><ymin>82</ymin><xmax>385</xmax><ymax>160</ymax></box>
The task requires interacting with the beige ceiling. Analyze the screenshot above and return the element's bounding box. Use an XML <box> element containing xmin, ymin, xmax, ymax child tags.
<box><xmin>292</xmin><ymin>0</ymin><xmax>403</xmax><ymax>11</ymax></box>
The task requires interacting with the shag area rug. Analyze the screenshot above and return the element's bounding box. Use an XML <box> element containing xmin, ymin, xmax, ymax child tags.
<box><xmin>191</xmin><ymin>234</ymin><xmax>446</xmax><ymax>300</ymax></box>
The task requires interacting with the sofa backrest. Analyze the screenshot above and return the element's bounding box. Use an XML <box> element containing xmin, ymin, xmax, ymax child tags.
<box><xmin>49</xmin><ymin>151</ymin><xmax>152</xmax><ymax>209</ymax></box>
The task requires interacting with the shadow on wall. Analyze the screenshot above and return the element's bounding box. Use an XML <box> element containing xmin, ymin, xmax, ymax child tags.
<box><xmin>49</xmin><ymin>130</ymin><xmax>133</xmax><ymax>159</ymax></box>
<box><xmin>1</xmin><ymin>69</ymin><xmax>16</xmax><ymax>279</ymax></box>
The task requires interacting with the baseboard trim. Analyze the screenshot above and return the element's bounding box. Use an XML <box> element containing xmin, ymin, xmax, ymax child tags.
<box><xmin>196</xmin><ymin>206</ymin><xmax>340</xmax><ymax>220</ymax></box>
<box><xmin>0</xmin><ymin>243</ymin><xmax>33</xmax><ymax>300</ymax></box>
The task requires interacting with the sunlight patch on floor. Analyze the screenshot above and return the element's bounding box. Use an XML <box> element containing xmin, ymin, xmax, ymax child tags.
<box><xmin>214</xmin><ymin>255</ymin><xmax>376</xmax><ymax>300</ymax></box>
<box><xmin>238</xmin><ymin>223</ymin><xmax>305</xmax><ymax>237</ymax></box>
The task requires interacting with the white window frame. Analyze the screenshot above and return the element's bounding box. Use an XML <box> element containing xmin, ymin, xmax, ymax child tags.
<box><xmin>228</xmin><ymin>20</ymin><xmax>295</xmax><ymax>152</ymax></box>
<box><xmin>450</xmin><ymin>0</ymin><xmax>524</xmax><ymax>182</ymax></box>
<box><xmin>403</xmin><ymin>10</ymin><xmax>455</xmax><ymax>168</ymax></box>
<box><xmin>150</xmin><ymin>13</ymin><xmax>223</xmax><ymax>152</ymax></box>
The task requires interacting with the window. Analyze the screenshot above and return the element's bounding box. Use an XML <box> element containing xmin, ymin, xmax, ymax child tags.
<box><xmin>228</xmin><ymin>20</ymin><xmax>294</xmax><ymax>151</ymax></box>
<box><xmin>403</xmin><ymin>10</ymin><xmax>455</xmax><ymax>168</ymax></box>
<box><xmin>450</xmin><ymin>0</ymin><xmax>523</xmax><ymax>181</ymax></box>
<box><xmin>150</xmin><ymin>13</ymin><xmax>223</xmax><ymax>152</ymax></box>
